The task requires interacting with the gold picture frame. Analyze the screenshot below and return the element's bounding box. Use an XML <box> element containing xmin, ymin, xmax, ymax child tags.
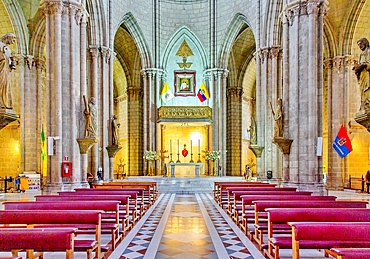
<box><xmin>174</xmin><ymin>71</ymin><xmax>196</xmax><ymax>96</ymax></box>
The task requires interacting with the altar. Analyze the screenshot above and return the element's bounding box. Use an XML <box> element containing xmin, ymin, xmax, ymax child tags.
<box><xmin>167</xmin><ymin>163</ymin><xmax>204</xmax><ymax>178</ymax></box>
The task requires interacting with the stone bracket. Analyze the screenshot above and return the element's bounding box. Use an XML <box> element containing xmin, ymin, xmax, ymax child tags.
<box><xmin>249</xmin><ymin>145</ymin><xmax>264</xmax><ymax>158</ymax></box>
<box><xmin>355</xmin><ymin>109</ymin><xmax>370</xmax><ymax>133</ymax></box>
<box><xmin>76</xmin><ymin>138</ymin><xmax>98</xmax><ymax>154</ymax></box>
<box><xmin>0</xmin><ymin>108</ymin><xmax>19</xmax><ymax>130</ymax></box>
<box><xmin>272</xmin><ymin>137</ymin><xmax>293</xmax><ymax>155</ymax></box>
<box><xmin>106</xmin><ymin>145</ymin><xmax>122</xmax><ymax>158</ymax></box>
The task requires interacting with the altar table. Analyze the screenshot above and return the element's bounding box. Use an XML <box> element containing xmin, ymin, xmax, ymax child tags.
<box><xmin>168</xmin><ymin>163</ymin><xmax>204</xmax><ymax>178</ymax></box>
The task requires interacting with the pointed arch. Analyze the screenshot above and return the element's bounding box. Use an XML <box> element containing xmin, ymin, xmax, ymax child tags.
<box><xmin>218</xmin><ymin>13</ymin><xmax>254</xmax><ymax>68</ymax></box>
<box><xmin>161</xmin><ymin>26</ymin><xmax>208</xmax><ymax>69</ymax></box>
<box><xmin>117</xmin><ymin>12</ymin><xmax>152</xmax><ymax>69</ymax></box>
<box><xmin>2</xmin><ymin>0</ymin><xmax>29</xmax><ymax>54</ymax></box>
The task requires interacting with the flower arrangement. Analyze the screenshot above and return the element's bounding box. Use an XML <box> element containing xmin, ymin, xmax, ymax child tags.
<box><xmin>143</xmin><ymin>150</ymin><xmax>159</xmax><ymax>161</ymax></box>
<box><xmin>205</xmin><ymin>150</ymin><xmax>220</xmax><ymax>161</ymax></box>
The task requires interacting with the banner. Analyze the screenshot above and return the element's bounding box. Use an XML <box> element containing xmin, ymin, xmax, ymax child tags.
<box><xmin>332</xmin><ymin>125</ymin><xmax>352</xmax><ymax>158</ymax></box>
<box><xmin>161</xmin><ymin>82</ymin><xmax>174</xmax><ymax>103</ymax></box>
<box><xmin>197</xmin><ymin>81</ymin><xmax>210</xmax><ymax>102</ymax></box>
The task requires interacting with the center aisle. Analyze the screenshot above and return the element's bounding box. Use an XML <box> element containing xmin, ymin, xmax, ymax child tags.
<box><xmin>108</xmin><ymin>193</ymin><xmax>264</xmax><ymax>259</ymax></box>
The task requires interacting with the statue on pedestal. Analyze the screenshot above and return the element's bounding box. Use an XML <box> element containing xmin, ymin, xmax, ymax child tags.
<box><xmin>111</xmin><ymin>114</ymin><xmax>120</xmax><ymax>146</ymax></box>
<box><xmin>83</xmin><ymin>96</ymin><xmax>97</xmax><ymax>138</ymax></box>
<box><xmin>0</xmin><ymin>33</ymin><xmax>16</xmax><ymax>109</ymax></box>
<box><xmin>353</xmin><ymin>38</ymin><xmax>370</xmax><ymax>111</ymax></box>
<box><xmin>270</xmin><ymin>98</ymin><xmax>283</xmax><ymax>137</ymax></box>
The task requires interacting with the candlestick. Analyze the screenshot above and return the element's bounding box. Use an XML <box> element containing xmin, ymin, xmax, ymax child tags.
<box><xmin>189</xmin><ymin>140</ymin><xmax>194</xmax><ymax>163</ymax></box>
<box><xmin>176</xmin><ymin>139</ymin><xmax>180</xmax><ymax>163</ymax></box>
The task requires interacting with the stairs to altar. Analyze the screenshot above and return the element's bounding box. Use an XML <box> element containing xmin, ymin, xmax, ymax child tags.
<box><xmin>122</xmin><ymin>176</ymin><xmax>245</xmax><ymax>194</ymax></box>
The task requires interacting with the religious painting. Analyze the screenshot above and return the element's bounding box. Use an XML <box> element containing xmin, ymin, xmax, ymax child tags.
<box><xmin>174</xmin><ymin>71</ymin><xmax>196</xmax><ymax>96</ymax></box>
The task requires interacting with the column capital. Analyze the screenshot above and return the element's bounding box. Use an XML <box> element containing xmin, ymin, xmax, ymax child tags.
<box><xmin>75</xmin><ymin>6</ymin><xmax>89</xmax><ymax>25</ymax></box>
<box><xmin>204</xmin><ymin>68</ymin><xmax>228</xmax><ymax>80</ymax></box>
<box><xmin>89</xmin><ymin>45</ymin><xmax>99</xmax><ymax>58</ymax></box>
<box><xmin>140</xmin><ymin>68</ymin><xmax>166</xmax><ymax>79</ymax></box>
<box><xmin>24</xmin><ymin>55</ymin><xmax>34</xmax><ymax>70</ymax></box>
<box><xmin>323</xmin><ymin>58</ymin><xmax>333</xmax><ymax>69</ymax></box>
<box><xmin>34</xmin><ymin>57</ymin><xmax>46</xmax><ymax>70</ymax></box>
<box><xmin>333</xmin><ymin>56</ymin><xmax>345</xmax><ymax>71</ymax></box>
<box><xmin>42</xmin><ymin>1</ymin><xmax>64</xmax><ymax>15</ymax></box>
<box><xmin>101</xmin><ymin>46</ymin><xmax>115</xmax><ymax>64</ymax></box>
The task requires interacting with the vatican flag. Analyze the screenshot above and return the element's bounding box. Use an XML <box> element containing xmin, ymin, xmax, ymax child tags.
<box><xmin>161</xmin><ymin>82</ymin><xmax>174</xmax><ymax>103</ymax></box>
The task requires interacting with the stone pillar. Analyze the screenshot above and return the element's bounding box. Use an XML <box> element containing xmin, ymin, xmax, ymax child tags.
<box><xmin>23</xmin><ymin>55</ymin><xmax>36</xmax><ymax>172</ymax></box>
<box><xmin>43</xmin><ymin>1</ymin><xmax>64</xmax><ymax>189</ymax></box>
<box><xmin>89</xmin><ymin>46</ymin><xmax>99</xmax><ymax>179</ymax></box>
<box><xmin>226</xmin><ymin>86</ymin><xmax>243</xmax><ymax>176</ymax></box>
<box><xmin>211</xmin><ymin>69</ymin><xmax>228</xmax><ymax>176</ymax></box>
<box><xmin>282</xmin><ymin>0</ymin><xmax>328</xmax><ymax>192</ymax></box>
<box><xmin>35</xmin><ymin>58</ymin><xmax>46</xmax><ymax>175</ymax></box>
<box><xmin>127</xmin><ymin>85</ymin><xmax>144</xmax><ymax>176</ymax></box>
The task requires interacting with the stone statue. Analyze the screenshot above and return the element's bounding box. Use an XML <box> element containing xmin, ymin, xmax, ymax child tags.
<box><xmin>353</xmin><ymin>38</ymin><xmax>370</xmax><ymax>110</ymax></box>
<box><xmin>248</xmin><ymin>116</ymin><xmax>257</xmax><ymax>145</ymax></box>
<box><xmin>270</xmin><ymin>98</ymin><xmax>283</xmax><ymax>137</ymax></box>
<box><xmin>111</xmin><ymin>114</ymin><xmax>120</xmax><ymax>146</ymax></box>
<box><xmin>0</xmin><ymin>33</ymin><xmax>16</xmax><ymax>109</ymax></box>
<box><xmin>83</xmin><ymin>96</ymin><xmax>97</xmax><ymax>138</ymax></box>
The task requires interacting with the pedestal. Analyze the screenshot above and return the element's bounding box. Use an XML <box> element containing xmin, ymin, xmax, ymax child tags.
<box><xmin>77</xmin><ymin>138</ymin><xmax>98</xmax><ymax>185</ymax></box>
<box><xmin>0</xmin><ymin>108</ymin><xmax>18</xmax><ymax>130</ymax></box>
<box><xmin>355</xmin><ymin>109</ymin><xmax>370</xmax><ymax>133</ymax></box>
<box><xmin>272</xmin><ymin>137</ymin><xmax>293</xmax><ymax>155</ymax></box>
<box><xmin>249</xmin><ymin>145</ymin><xmax>264</xmax><ymax>158</ymax></box>
<box><xmin>106</xmin><ymin>145</ymin><xmax>122</xmax><ymax>181</ymax></box>
<box><xmin>76</xmin><ymin>138</ymin><xmax>98</xmax><ymax>154</ymax></box>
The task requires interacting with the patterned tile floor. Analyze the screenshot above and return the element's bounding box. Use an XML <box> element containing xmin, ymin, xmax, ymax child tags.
<box><xmin>109</xmin><ymin>193</ymin><xmax>264</xmax><ymax>259</ymax></box>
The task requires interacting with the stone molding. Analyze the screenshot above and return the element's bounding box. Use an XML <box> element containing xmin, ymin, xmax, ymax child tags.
<box><xmin>157</xmin><ymin>106</ymin><xmax>212</xmax><ymax>120</ymax></box>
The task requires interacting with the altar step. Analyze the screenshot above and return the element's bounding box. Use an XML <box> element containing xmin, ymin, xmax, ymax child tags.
<box><xmin>123</xmin><ymin>176</ymin><xmax>245</xmax><ymax>193</ymax></box>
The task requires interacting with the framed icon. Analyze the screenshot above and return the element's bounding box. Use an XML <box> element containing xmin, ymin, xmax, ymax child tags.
<box><xmin>174</xmin><ymin>71</ymin><xmax>196</xmax><ymax>96</ymax></box>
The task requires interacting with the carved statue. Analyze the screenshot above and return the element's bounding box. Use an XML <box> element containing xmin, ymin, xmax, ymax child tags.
<box><xmin>0</xmin><ymin>33</ymin><xmax>16</xmax><ymax>109</ymax></box>
<box><xmin>353</xmin><ymin>38</ymin><xmax>370</xmax><ymax>110</ymax></box>
<box><xmin>248</xmin><ymin>116</ymin><xmax>257</xmax><ymax>145</ymax></box>
<box><xmin>83</xmin><ymin>96</ymin><xmax>97</xmax><ymax>138</ymax></box>
<box><xmin>270</xmin><ymin>98</ymin><xmax>283</xmax><ymax>137</ymax></box>
<box><xmin>111</xmin><ymin>114</ymin><xmax>120</xmax><ymax>146</ymax></box>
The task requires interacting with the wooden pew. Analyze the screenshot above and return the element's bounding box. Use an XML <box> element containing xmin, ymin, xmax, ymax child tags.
<box><xmin>3</xmin><ymin>200</ymin><xmax>121</xmax><ymax>251</ymax></box>
<box><xmin>289</xmin><ymin>222</ymin><xmax>370</xmax><ymax>259</ymax></box>
<box><xmin>73</xmin><ymin>188</ymin><xmax>147</xmax><ymax>216</ymax></box>
<box><xmin>58</xmin><ymin>190</ymin><xmax>143</xmax><ymax>222</ymax></box>
<box><xmin>265</xmin><ymin>207</ymin><xmax>370</xmax><ymax>259</ymax></box>
<box><xmin>96</xmin><ymin>181</ymin><xmax>158</xmax><ymax>203</ymax></box>
<box><xmin>214</xmin><ymin>182</ymin><xmax>276</xmax><ymax>205</ymax></box>
<box><xmin>0</xmin><ymin>228</ymin><xmax>76</xmax><ymax>259</ymax></box>
<box><xmin>239</xmin><ymin>195</ymin><xmax>337</xmax><ymax>238</ymax></box>
<box><xmin>329</xmin><ymin>248</ymin><xmax>370</xmax><ymax>259</ymax></box>
<box><xmin>253</xmin><ymin>200</ymin><xmax>368</xmax><ymax>250</ymax></box>
<box><xmin>0</xmin><ymin>210</ymin><xmax>102</xmax><ymax>259</ymax></box>
<box><xmin>228</xmin><ymin>189</ymin><xmax>310</xmax><ymax>224</ymax></box>
<box><xmin>34</xmin><ymin>194</ymin><xmax>131</xmax><ymax>232</ymax></box>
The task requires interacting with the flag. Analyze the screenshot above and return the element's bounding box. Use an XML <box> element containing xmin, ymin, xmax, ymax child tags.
<box><xmin>333</xmin><ymin>125</ymin><xmax>353</xmax><ymax>158</ymax></box>
<box><xmin>161</xmin><ymin>82</ymin><xmax>174</xmax><ymax>103</ymax></box>
<box><xmin>197</xmin><ymin>81</ymin><xmax>210</xmax><ymax>102</ymax></box>
<box><xmin>41</xmin><ymin>126</ymin><xmax>46</xmax><ymax>160</ymax></box>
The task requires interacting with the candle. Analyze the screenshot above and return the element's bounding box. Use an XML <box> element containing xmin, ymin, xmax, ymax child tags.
<box><xmin>191</xmin><ymin>140</ymin><xmax>192</xmax><ymax>153</ymax></box>
<box><xmin>177</xmin><ymin>139</ymin><xmax>179</xmax><ymax>153</ymax></box>
<box><xmin>170</xmin><ymin>139</ymin><xmax>172</xmax><ymax>153</ymax></box>
<box><xmin>198</xmin><ymin>139</ymin><xmax>200</xmax><ymax>154</ymax></box>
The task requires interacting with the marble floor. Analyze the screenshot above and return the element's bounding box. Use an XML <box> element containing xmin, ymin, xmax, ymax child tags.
<box><xmin>0</xmin><ymin>189</ymin><xmax>369</xmax><ymax>259</ymax></box>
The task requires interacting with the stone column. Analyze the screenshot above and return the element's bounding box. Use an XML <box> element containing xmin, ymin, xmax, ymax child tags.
<box><xmin>226</xmin><ymin>86</ymin><xmax>243</xmax><ymax>176</ymax></box>
<box><xmin>127</xmin><ymin>85</ymin><xmax>144</xmax><ymax>176</ymax></box>
<box><xmin>35</xmin><ymin>58</ymin><xmax>46</xmax><ymax>175</ymax></box>
<box><xmin>23</xmin><ymin>55</ymin><xmax>36</xmax><ymax>172</ymax></box>
<box><xmin>89</xmin><ymin>46</ymin><xmax>99</xmax><ymax>179</ymax></box>
<box><xmin>43</xmin><ymin>1</ymin><xmax>64</xmax><ymax>189</ymax></box>
<box><xmin>282</xmin><ymin>0</ymin><xmax>328</xmax><ymax>192</ymax></box>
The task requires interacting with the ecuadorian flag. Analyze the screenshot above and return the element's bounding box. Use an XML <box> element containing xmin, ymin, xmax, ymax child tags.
<box><xmin>197</xmin><ymin>81</ymin><xmax>210</xmax><ymax>102</ymax></box>
<box><xmin>332</xmin><ymin>125</ymin><xmax>353</xmax><ymax>158</ymax></box>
